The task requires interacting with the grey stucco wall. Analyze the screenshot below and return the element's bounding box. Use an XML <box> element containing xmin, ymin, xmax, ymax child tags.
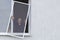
<box><xmin>0</xmin><ymin>0</ymin><xmax>11</xmax><ymax>32</ymax></box>
<box><xmin>0</xmin><ymin>0</ymin><xmax>60</xmax><ymax>40</ymax></box>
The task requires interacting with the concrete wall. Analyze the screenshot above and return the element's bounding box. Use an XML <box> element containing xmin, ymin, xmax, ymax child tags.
<box><xmin>0</xmin><ymin>0</ymin><xmax>60</xmax><ymax>40</ymax></box>
<box><xmin>0</xmin><ymin>0</ymin><xmax>11</xmax><ymax>32</ymax></box>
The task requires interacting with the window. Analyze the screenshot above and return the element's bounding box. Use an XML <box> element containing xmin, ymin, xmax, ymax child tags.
<box><xmin>0</xmin><ymin>0</ymin><xmax>31</xmax><ymax>38</ymax></box>
<box><xmin>7</xmin><ymin>0</ymin><xmax>31</xmax><ymax>38</ymax></box>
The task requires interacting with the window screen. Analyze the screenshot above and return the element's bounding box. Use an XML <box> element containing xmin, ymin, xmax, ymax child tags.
<box><xmin>13</xmin><ymin>2</ymin><xmax>28</xmax><ymax>33</ymax></box>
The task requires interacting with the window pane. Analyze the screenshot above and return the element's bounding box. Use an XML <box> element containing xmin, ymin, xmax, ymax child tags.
<box><xmin>13</xmin><ymin>2</ymin><xmax>28</xmax><ymax>33</ymax></box>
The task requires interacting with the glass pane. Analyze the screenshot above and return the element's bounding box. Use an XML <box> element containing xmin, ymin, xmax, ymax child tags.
<box><xmin>13</xmin><ymin>2</ymin><xmax>28</xmax><ymax>33</ymax></box>
<box><xmin>7</xmin><ymin>18</ymin><xmax>29</xmax><ymax>33</ymax></box>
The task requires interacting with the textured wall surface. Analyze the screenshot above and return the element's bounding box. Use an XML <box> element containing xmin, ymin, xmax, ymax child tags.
<box><xmin>0</xmin><ymin>0</ymin><xmax>60</xmax><ymax>40</ymax></box>
<box><xmin>0</xmin><ymin>0</ymin><xmax>11</xmax><ymax>32</ymax></box>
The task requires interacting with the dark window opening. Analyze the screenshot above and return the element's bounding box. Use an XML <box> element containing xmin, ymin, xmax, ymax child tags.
<box><xmin>14</xmin><ymin>0</ymin><xmax>28</xmax><ymax>3</ymax></box>
<box><xmin>25</xmin><ymin>19</ymin><xmax>28</xmax><ymax>33</ymax></box>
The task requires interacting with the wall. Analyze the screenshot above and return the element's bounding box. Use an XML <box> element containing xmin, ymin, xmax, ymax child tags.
<box><xmin>0</xmin><ymin>0</ymin><xmax>60</xmax><ymax>40</ymax></box>
<box><xmin>0</xmin><ymin>0</ymin><xmax>11</xmax><ymax>32</ymax></box>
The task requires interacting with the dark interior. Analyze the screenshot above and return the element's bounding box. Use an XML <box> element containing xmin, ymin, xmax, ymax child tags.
<box><xmin>25</xmin><ymin>18</ymin><xmax>28</xmax><ymax>33</ymax></box>
<box><xmin>13</xmin><ymin>2</ymin><xmax>28</xmax><ymax>33</ymax></box>
<box><xmin>14</xmin><ymin>0</ymin><xmax>28</xmax><ymax>3</ymax></box>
